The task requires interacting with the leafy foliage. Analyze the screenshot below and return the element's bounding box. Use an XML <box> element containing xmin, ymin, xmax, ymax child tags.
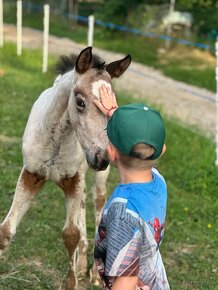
<box><xmin>97</xmin><ymin>0</ymin><xmax>218</xmax><ymax>36</ymax></box>
<box><xmin>98</xmin><ymin>0</ymin><xmax>144</xmax><ymax>24</ymax></box>
<box><xmin>177</xmin><ymin>0</ymin><xmax>218</xmax><ymax>36</ymax></box>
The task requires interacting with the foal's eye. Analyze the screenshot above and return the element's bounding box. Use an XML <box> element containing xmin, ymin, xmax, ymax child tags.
<box><xmin>76</xmin><ymin>98</ymin><xmax>86</xmax><ymax>111</ymax></box>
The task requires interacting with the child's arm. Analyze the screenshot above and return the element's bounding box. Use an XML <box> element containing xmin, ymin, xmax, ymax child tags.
<box><xmin>94</xmin><ymin>84</ymin><xmax>118</xmax><ymax>117</ymax></box>
<box><xmin>112</xmin><ymin>276</ymin><xmax>138</xmax><ymax>290</ymax></box>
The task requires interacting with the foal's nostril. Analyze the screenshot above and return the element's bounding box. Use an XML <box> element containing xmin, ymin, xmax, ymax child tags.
<box><xmin>95</xmin><ymin>152</ymin><xmax>102</xmax><ymax>166</ymax></box>
<box><xmin>99</xmin><ymin>159</ymin><xmax>109</xmax><ymax>171</ymax></box>
<box><xmin>94</xmin><ymin>151</ymin><xmax>109</xmax><ymax>171</ymax></box>
<box><xmin>86</xmin><ymin>147</ymin><xmax>109</xmax><ymax>171</ymax></box>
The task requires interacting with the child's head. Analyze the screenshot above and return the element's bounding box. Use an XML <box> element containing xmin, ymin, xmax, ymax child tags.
<box><xmin>107</xmin><ymin>103</ymin><xmax>166</xmax><ymax>170</ymax></box>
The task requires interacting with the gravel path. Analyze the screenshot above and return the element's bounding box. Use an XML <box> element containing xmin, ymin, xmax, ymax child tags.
<box><xmin>4</xmin><ymin>24</ymin><xmax>216</xmax><ymax>138</ymax></box>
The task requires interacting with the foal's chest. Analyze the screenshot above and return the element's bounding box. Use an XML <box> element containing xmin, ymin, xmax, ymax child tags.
<box><xmin>24</xmin><ymin>126</ymin><xmax>85</xmax><ymax>182</ymax></box>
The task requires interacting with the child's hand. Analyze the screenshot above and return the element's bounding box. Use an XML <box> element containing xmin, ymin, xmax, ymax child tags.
<box><xmin>94</xmin><ymin>84</ymin><xmax>118</xmax><ymax>117</ymax></box>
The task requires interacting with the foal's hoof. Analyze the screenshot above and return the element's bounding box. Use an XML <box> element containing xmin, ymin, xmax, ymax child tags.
<box><xmin>0</xmin><ymin>223</ymin><xmax>13</xmax><ymax>254</ymax></box>
<box><xmin>77</xmin><ymin>270</ymin><xmax>87</xmax><ymax>279</ymax></box>
<box><xmin>89</xmin><ymin>268</ymin><xmax>101</xmax><ymax>286</ymax></box>
<box><xmin>76</xmin><ymin>254</ymin><xmax>87</xmax><ymax>277</ymax></box>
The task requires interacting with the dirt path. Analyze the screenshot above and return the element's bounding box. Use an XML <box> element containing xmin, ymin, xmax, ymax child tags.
<box><xmin>3</xmin><ymin>24</ymin><xmax>216</xmax><ymax>138</ymax></box>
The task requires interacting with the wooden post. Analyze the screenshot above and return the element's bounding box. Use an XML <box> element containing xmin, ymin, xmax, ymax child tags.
<box><xmin>0</xmin><ymin>0</ymin><xmax>3</xmax><ymax>47</ymax></box>
<box><xmin>88</xmin><ymin>15</ymin><xmax>94</xmax><ymax>47</ymax></box>
<box><xmin>17</xmin><ymin>0</ymin><xmax>22</xmax><ymax>55</ymax></box>
<box><xmin>215</xmin><ymin>38</ymin><xmax>218</xmax><ymax>166</ymax></box>
<box><xmin>42</xmin><ymin>4</ymin><xmax>49</xmax><ymax>73</ymax></box>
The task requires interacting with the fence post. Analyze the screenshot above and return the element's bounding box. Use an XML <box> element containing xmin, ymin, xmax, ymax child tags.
<box><xmin>0</xmin><ymin>0</ymin><xmax>3</xmax><ymax>47</ymax></box>
<box><xmin>42</xmin><ymin>4</ymin><xmax>49</xmax><ymax>73</ymax></box>
<box><xmin>215</xmin><ymin>38</ymin><xmax>218</xmax><ymax>166</ymax></box>
<box><xmin>17</xmin><ymin>0</ymin><xmax>22</xmax><ymax>55</ymax></box>
<box><xmin>88</xmin><ymin>15</ymin><xmax>94</xmax><ymax>47</ymax></box>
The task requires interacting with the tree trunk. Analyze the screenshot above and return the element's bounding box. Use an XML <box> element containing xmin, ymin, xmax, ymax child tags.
<box><xmin>68</xmin><ymin>0</ymin><xmax>79</xmax><ymax>21</ymax></box>
<box><xmin>60</xmin><ymin>0</ymin><xmax>67</xmax><ymax>15</ymax></box>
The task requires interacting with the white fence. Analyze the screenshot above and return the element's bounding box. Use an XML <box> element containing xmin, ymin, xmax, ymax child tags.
<box><xmin>0</xmin><ymin>1</ymin><xmax>95</xmax><ymax>73</ymax></box>
<box><xmin>0</xmin><ymin>0</ymin><xmax>3</xmax><ymax>47</ymax></box>
<box><xmin>42</xmin><ymin>4</ymin><xmax>49</xmax><ymax>73</ymax></box>
<box><xmin>17</xmin><ymin>0</ymin><xmax>22</xmax><ymax>55</ymax></box>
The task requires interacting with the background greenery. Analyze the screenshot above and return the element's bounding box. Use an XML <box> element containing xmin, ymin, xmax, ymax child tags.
<box><xmin>97</xmin><ymin>0</ymin><xmax>218</xmax><ymax>38</ymax></box>
<box><xmin>0</xmin><ymin>43</ymin><xmax>217</xmax><ymax>289</ymax></box>
<box><xmin>6</xmin><ymin>0</ymin><xmax>218</xmax><ymax>37</ymax></box>
<box><xmin>4</xmin><ymin>1</ymin><xmax>216</xmax><ymax>92</ymax></box>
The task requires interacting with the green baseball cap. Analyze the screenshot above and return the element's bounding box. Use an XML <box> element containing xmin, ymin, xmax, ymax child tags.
<box><xmin>107</xmin><ymin>103</ymin><xmax>166</xmax><ymax>160</ymax></box>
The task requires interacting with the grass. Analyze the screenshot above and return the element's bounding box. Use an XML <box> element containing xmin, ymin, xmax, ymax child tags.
<box><xmin>3</xmin><ymin>2</ymin><xmax>216</xmax><ymax>92</ymax></box>
<box><xmin>0</xmin><ymin>43</ymin><xmax>218</xmax><ymax>290</ymax></box>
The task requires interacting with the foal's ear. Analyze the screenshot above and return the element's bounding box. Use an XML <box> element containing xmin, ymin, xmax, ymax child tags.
<box><xmin>75</xmin><ymin>47</ymin><xmax>92</xmax><ymax>74</ymax></box>
<box><xmin>106</xmin><ymin>55</ymin><xmax>131</xmax><ymax>79</ymax></box>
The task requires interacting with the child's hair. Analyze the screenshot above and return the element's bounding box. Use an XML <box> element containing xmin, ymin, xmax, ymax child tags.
<box><xmin>117</xmin><ymin>143</ymin><xmax>157</xmax><ymax>170</ymax></box>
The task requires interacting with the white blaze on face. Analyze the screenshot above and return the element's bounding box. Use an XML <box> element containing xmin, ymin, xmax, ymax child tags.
<box><xmin>92</xmin><ymin>80</ymin><xmax>111</xmax><ymax>100</ymax></box>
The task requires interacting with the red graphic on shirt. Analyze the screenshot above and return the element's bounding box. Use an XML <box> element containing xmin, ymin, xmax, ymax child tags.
<box><xmin>96</xmin><ymin>224</ymin><xmax>107</xmax><ymax>245</ymax></box>
<box><xmin>148</xmin><ymin>217</ymin><xmax>164</xmax><ymax>244</ymax></box>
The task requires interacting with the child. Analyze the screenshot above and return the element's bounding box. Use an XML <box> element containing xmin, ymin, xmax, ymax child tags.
<box><xmin>93</xmin><ymin>85</ymin><xmax>170</xmax><ymax>290</ymax></box>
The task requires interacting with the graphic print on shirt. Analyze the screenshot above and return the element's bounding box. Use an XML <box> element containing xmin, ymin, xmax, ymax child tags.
<box><xmin>148</xmin><ymin>217</ymin><xmax>165</xmax><ymax>246</ymax></box>
<box><xmin>96</xmin><ymin>224</ymin><xmax>107</xmax><ymax>245</ymax></box>
<box><xmin>94</xmin><ymin>214</ymin><xmax>168</xmax><ymax>290</ymax></box>
<box><xmin>94</xmin><ymin>218</ymin><xmax>114</xmax><ymax>290</ymax></box>
<box><xmin>94</xmin><ymin>168</ymin><xmax>170</xmax><ymax>290</ymax></box>
<box><xmin>94</xmin><ymin>218</ymin><xmax>141</xmax><ymax>289</ymax></box>
<box><xmin>108</xmin><ymin>229</ymin><xmax>141</xmax><ymax>277</ymax></box>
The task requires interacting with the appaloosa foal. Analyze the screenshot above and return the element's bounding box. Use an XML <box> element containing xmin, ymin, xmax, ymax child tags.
<box><xmin>0</xmin><ymin>47</ymin><xmax>131</xmax><ymax>289</ymax></box>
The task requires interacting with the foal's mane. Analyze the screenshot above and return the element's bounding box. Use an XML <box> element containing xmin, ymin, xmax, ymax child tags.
<box><xmin>56</xmin><ymin>53</ymin><xmax>106</xmax><ymax>75</ymax></box>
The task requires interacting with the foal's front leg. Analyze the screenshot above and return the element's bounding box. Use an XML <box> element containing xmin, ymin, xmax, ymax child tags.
<box><xmin>92</xmin><ymin>165</ymin><xmax>110</xmax><ymax>229</ymax></box>
<box><xmin>0</xmin><ymin>167</ymin><xmax>45</xmax><ymax>255</ymax></box>
<box><xmin>58</xmin><ymin>165</ymin><xmax>86</xmax><ymax>290</ymax></box>
<box><xmin>90</xmin><ymin>165</ymin><xmax>110</xmax><ymax>284</ymax></box>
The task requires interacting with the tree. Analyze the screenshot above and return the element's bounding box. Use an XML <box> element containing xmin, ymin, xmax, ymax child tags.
<box><xmin>177</xmin><ymin>0</ymin><xmax>218</xmax><ymax>36</ymax></box>
<box><xmin>68</xmin><ymin>0</ymin><xmax>79</xmax><ymax>17</ymax></box>
<box><xmin>101</xmin><ymin>0</ymin><xmax>144</xmax><ymax>24</ymax></box>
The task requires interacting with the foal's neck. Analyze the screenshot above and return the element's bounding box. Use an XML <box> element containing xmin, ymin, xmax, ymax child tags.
<box><xmin>42</xmin><ymin>71</ymin><xmax>74</xmax><ymax>137</ymax></box>
<box><xmin>53</xmin><ymin>71</ymin><xmax>73</xmax><ymax>108</ymax></box>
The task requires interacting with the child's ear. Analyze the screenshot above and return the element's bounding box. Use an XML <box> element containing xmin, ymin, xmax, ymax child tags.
<box><xmin>107</xmin><ymin>143</ymin><xmax>118</xmax><ymax>162</ymax></box>
<box><xmin>161</xmin><ymin>144</ymin><xmax>166</xmax><ymax>156</ymax></box>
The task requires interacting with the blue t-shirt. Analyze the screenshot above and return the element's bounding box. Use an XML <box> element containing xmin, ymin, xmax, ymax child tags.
<box><xmin>94</xmin><ymin>168</ymin><xmax>170</xmax><ymax>290</ymax></box>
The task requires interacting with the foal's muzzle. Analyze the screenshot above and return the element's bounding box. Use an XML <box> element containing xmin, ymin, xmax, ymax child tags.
<box><xmin>86</xmin><ymin>146</ymin><xmax>109</xmax><ymax>171</ymax></box>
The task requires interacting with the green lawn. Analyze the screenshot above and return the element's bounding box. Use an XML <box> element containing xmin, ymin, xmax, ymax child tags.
<box><xmin>0</xmin><ymin>43</ymin><xmax>217</xmax><ymax>289</ymax></box>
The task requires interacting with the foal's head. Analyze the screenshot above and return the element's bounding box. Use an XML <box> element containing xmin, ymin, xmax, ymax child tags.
<box><xmin>56</xmin><ymin>47</ymin><xmax>131</xmax><ymax>171</ymax></box>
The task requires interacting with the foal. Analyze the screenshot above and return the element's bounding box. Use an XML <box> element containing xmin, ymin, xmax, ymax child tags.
<box><xmin>0</xmin><ymin>47</ymin><xmax>131</xmax><ymax>289</ymax></box>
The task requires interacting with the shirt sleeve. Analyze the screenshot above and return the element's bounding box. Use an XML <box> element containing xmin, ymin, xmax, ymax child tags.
<box><xmin>105</xmin><ymin>216</ymin><xmax>142</xmax><ymax>277</ymax></box>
